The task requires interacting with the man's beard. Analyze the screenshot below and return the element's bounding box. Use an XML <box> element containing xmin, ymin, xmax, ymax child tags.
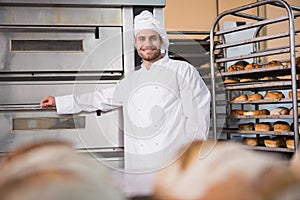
<box><xmin>139</xmin><ymin>47</ymin><xmax>162</xmax><ymax>62</ymax></box>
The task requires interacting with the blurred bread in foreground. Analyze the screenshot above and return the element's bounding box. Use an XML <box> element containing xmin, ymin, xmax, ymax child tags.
<box><xmin>153</xmin><ymin>140</ymin><xmax>300</xmax><ymax>200</ymax></box>
<box><xmin>0</xmin><ymin>140</ymin><xmax>125</xmax><ymax>200</ymax></box>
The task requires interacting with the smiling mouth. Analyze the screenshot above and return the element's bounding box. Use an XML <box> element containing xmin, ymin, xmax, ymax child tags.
<box><xmin>141</xmin><ymin>46</ymin><xmax>157</xmax><ymax>51</ymax></box>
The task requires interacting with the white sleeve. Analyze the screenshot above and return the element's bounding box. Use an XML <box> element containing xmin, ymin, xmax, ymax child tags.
<box><xmin>179</xmin><ymin>64</ymin><xmax>211</xmax><ymax>140</ymax></box>
<box><xmin>55</xmin><ymin>86</ymin><xmax>123</xmax><ymax>114</ymax></box>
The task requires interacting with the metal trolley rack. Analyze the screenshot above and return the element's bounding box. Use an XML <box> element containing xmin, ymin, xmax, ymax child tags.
<box><xmin>210</xmin><ymin>0</ymin><xmax>300</xmax><ymax>152</ymax></box>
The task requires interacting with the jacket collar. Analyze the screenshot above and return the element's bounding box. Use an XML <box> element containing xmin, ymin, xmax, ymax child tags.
<box><xmin>140</xmin><ymin>54</ymin><xmax>169</xmax><ymax>70</ymax></box>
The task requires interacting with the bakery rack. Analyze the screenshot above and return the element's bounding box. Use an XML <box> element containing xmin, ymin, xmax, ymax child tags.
<box><xmin>210</xmin><ymin>0</ymin><xmax>300</xmax><ymax>152</ymax></box>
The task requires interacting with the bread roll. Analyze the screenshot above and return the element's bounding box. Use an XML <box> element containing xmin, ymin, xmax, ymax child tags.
<box><xmin>273</xmin><ymin>121</ymin><xmax>290</xmax><ymax>132</ymax></box>
<box><xmin>243</xmin><ymin>109</ymin><xmax>270</xmax><ymax>116</ymax></box>
<box><xmin>224</xmin><ymin>79</ymin><xmax>239</xmax><ymax>83</ymax></box>
<box><xmin>265</xmin><ymin>91</ymin><xmax>284</xmax><ymax>99</ymax></box>
<box><xmin>270</xmin><ymin>107</ymin><xmax>289</xmax><ymax>115</ymax></box>
<box><xmin>255</xmin><ymin>122</ymin><xmax>272</xmax><ymax>131</ymax></box>
<box><xmin>227</xmin><ymin>64</ymin><xmax>245</xmax><ymax>72</ymax></box>
<box><xmin>230</xmin><ymin>109</ymin><xmax>246</xmax><ymax>116</ymax></box>
<box><xmin>264</xmin><ymin>137</ymin><xmax>285</xmax><ymax>148</ymax></box>
<box><xmin>286</xmin><ymin>139</ymin><xmax>295</xmax><ymax>149</ymax></box>
<box><xmin>238</xmin><ymin>123</ymin><xmax>254</xmax><ymax>131</ymax></box>
<box><xmin>248</xmin><ymin>93</ymin><xmax>263</xmax><ymax>101</ymax></box>
<box><xmin>288</xmin><ymin>90</ymin><xmax>300</xmax><ymax>100</ymax></box>
<box><xmin>232</xmin><ymin>94</ymin><xmax>247</xmax><ymax>101</ymax></box>
<box><xmin>264</xmin><ymin>60</ymin><xmax>282</xmax><ymax>68</ymax></box>
<box><xmin>244</xmin><ymin>63</ymin><xmax>261</xmax><ymax>70</ymax></box>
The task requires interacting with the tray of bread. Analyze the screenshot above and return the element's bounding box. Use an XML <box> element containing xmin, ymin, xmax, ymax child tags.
<box><xmin>222</xmin><ymin>57</ymin><xmax>300</xmax><ymax>78</ymax></box>
<box><xmin>241</xmin><ymin>135</ymin><xmax>296</xmax><ymax>152</ymax></box>
<box><xmin>224</xmin><ymin>80</ymin><xmax>299</xmax><ymax>90</ymax></box>
<box><xmin>229</xmin><ymin>91</ymin><xmax>300</xmax><ymax>104</ymax></box>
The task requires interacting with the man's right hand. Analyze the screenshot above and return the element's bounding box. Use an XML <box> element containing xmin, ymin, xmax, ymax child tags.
<box><xmin>40</xmin><ymin>96</ymin><xmax>56</xmax><ymax>108</ymax></box>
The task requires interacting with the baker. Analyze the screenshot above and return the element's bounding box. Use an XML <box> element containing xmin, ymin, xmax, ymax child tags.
<box><xmin>40</xmin><ymin>10</ymin><xmax>210</xmax><ymax>173</ymax></box>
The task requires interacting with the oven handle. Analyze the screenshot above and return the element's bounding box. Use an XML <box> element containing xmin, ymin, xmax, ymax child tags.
<box><xmin>0</xmin><ymin>104</ymin><xmax>56</xmax><ymax>112</ymax></box>
<box><xmin>0</xmin><ymin>25</ymin><xmax>97</xmax><ymax>33</ymax></box>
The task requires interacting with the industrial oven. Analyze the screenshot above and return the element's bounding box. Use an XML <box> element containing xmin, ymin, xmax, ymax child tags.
<box><xmin>0</xmin><ymin>0</ymin><xmax>166</xmax><ymax>169</ymax></box>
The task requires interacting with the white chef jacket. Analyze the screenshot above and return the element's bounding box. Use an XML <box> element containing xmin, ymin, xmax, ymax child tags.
<box><xmin>55</xmin><ymin>55</ymin><xmax>210</xmax><ymax>172</ymax></box>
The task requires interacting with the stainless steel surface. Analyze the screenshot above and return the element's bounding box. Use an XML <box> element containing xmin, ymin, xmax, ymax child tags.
<box><xmin>0</xmin><ymin>7</ymin><xmax>122</xmax><ymax>26</ymax></box>
<box><xmin>0</xmin><ymin>82</ymin><xmax>118</xmax><ymax>105</ymax></box>
<box><xmin>210</xmin><ymin>0</ymin><xmax>299</xmax><ymax>152</ymax></box>
<box><xmin>0</xmin><ymin>27</ymin><xmax>123</xmax><ymax>72</ymax></box>
<box><xmin>0</xmin><ymin>0</ymin><xmax>166</xmax><ymax>6</ymax></box>
<box><xmin>0</xmin><ymin>109</ymin><xmax>123</xmax><ymax>152</ymax></box>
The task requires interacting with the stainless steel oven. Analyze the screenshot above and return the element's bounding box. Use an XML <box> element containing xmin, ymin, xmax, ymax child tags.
<box><xmin>0</xmin><ymin>0</ymin><xmax>166</xmax><ymax>169</ymax></box>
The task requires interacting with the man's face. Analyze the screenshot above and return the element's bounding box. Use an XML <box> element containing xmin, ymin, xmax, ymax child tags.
<box><xmin>135</xmin><ymin>29</ymin><xmax>162</xmax><ymax>62</ymax></box>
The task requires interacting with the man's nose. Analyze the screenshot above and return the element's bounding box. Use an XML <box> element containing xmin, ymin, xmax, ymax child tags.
<box><xmin>145</xmin><ymin>38</ymin><xmax>153</xmax><ymax>46</ymax></box>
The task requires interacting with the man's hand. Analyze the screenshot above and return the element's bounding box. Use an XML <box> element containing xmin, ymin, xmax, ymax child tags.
<box><xmin>40</xmin><ymin>96</ymin><xmax>56</xmax><ymax>108</ymax></box>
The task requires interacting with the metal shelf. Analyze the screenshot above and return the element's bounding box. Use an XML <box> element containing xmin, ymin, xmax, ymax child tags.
<box><xmin>228</xmin><ymin>98</ymin><xmax>294</xmax><ymax>104</ymax></box>
<box><xmin>224</xmin><ymin>80</ymin><xmax>299</xmax><ymax>91</ymax></box>
<box><xmin>228</xmin><ymin>115</ymin><xmax>293</xmax><ymax>119</ymax></box>
<box><xmin>244</xmin><ymin>145</ymin><xmax>294</xmax><ymax>153</ymax></box>
<box><xmin>224</xmin><ymin>129</ymin><xmax>295</xmax><ymax>136</ymax></box>
<box><xmin>209</xmin><ymin>0</ymin><xmax>300</xmax><ymax>152</ymax></box>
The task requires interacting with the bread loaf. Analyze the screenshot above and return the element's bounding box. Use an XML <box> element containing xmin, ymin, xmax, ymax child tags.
<box><xmin>227</xmin><ymin>64</ymin><xmax>245</xmax><ymax>72</ymax></box>
<box><xmin>264</xmin><ymin>137</ymin><xmax>285</xmax><ymax>148</ymax></box>
<box><xmin>273</xmin><ymin>121</ymin><xmax>290</xmax><ymax>132</ymax></box>
<box><xmin>243</xmin><ymin>136</ymin><xmax>269</xmax><ymax>146</ymax></box>
<box><xmin>285</xmin><ymin>56</ymin><xmax>300</xmax><ymax>67</ymax></box>
<box><xmin>224</xmin><ymin>79</ymin><xmax>239</xmax><ymax>84</ymax></box>
<box><xmin>277</xmin><ymin>74</ymin><xmax>300</xmax><ymax>80</ymax></box>
<box><xmin>248</xmin><ymin>93</ymin><xmax>263</xmax><ymax>101</ymax></box>
<box><xmin>264</xmin><ymin>60</ymin><xmax>282</xmax><ymax>68</ymax></box>
<box><xmin>243</xmin><ymin>109</ymin><xmax>270</xmax><ymax>116</ymax></box>
<box><xmin>289</xmin><ymin>107</ymin><xmax>300</xmax><ymax>116</ymax></box>
<box><xmin>238</xmin><ymin>123</ymin><xmax>254</xmax><ymax>131</ymax></box>
<box><xmin>255</xmin><ymin>122</ymin><xmax>272</xmax><ymax>131</ymax></box>
<box><xmin>288</xmin><ymin>90</ymin><xmax>300</xmax><ymax>100</ymax></box>
<box><xmin>244</xmin><ymin>63</ymin><xmax>261</xmax><ymax>70</ymax></box>
<box><xmin>243</xmin><ymin>137</ymin><xmax>258</xmax><ymax>146</ymax></box>
<box><xmin>230</xmin><ymin>109</ymin><xmax>247</xmax><ymax>116</ymax></box>
<box><xmin>240</xmin><ymin>78</ymin><xmax>257</xmax><ymax>82</ymax></box>
<box><xmin>286</xmin><ymin>139</ymin><xmax>295</xmax><ymax>149</ymax></box>
<box><xmin>265</xmin><ymin>91</ymin><xmax>284</xmax><ymax>99</ymax></box>
<box><xmin>232</xmin><ymin>94</ymin><xmax>247</xmax><ymax>101</ymax></box>
<box><xmin>270</xmin><ymin>107</ymin><xmax>289</xmax><ymax>115</ymax></box>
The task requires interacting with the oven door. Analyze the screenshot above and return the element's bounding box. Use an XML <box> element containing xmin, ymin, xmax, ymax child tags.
<box><xmin>0</xmin><ymin>26</ymin><xmax>123</xmax><ymax>72</ymax></box>
<box><xmin>0</xmin><ymin>81</ymin><xmax>124</xmax><ymax>152</ymax></box>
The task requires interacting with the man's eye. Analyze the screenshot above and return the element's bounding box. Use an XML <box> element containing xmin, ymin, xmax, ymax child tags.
<box><xmin>150</xmin><ymin>36</ymin><xmax>158</xmax><ymax>41</ymax></box>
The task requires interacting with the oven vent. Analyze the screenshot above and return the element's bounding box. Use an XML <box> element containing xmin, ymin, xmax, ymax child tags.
<box><xmin>11</xmin><ymin>39</ymin><xmax>83</xmax><ymax>52</ymax></box>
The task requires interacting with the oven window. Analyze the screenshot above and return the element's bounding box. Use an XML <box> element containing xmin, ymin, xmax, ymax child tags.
<box><xmin>11</xmin><ymin>39</ymin><xmax>83</xmax><ymax>52</ymax></box>
<box><xmin>12</xmin><ymin>116</ymin><xmax>85</xmax><ymax>131</ymax></box>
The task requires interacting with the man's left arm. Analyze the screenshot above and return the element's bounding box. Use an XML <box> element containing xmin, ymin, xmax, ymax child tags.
<box><xmin>179</xmin><ymin>64</ymin><xmax>211</xmax><ymax>140</ymax></box>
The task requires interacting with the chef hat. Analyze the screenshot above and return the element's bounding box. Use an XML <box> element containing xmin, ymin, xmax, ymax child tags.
<box><xmin>134</xmin><ymin>10</ymin><xmax>169</xmax><ymax>52</ymax></box>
